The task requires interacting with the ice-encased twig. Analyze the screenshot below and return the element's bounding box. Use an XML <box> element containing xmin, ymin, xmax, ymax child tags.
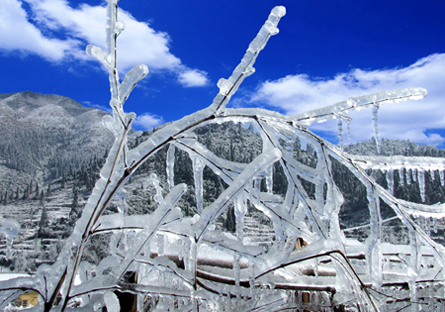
<box><xmin>37</xmin><ymin>0</ymin><xmax>149</xmax><ymax>308</ymax></box>
<box><xmin>211</xmin><ymin>6</ymin><xmax>286</xmax><ymax>113</ymax></box>
<box><xmin>193</xmin><ymin>148</ymin><xmax>282</xmax><ymax>241</ymax></box>
<box><xmin>166</xmin><ymin>143</ymin><xmax>176</xmax><ymax>190</ymax></box>
<box><xmin>72</xmin><ymin>184</ymin><xmax>187</xmax><ymax>296</ymax></box>
<box><xmin>351</xmin><ymin>155</ymin><xmax>445</xmax><ymax>172</ymax></box>
<box><xmin>293</xmin><ymin>87</ymin><xmax>427</xmax><ymax>126</ymax></box>
<box><xmin>258</xmin><ymin>120</ymin><xmax>328</xmax><ymax>238</ymax></box>
<box><xmin>371</xmin><ymin>104</ymin><xmax>380</xmax><ymax>153</ymax></box>
<box><xmin>175</xmin><ymin>135</ymin><xmax>314</xmax><ymax>241</ymax></box>
<box><xmin>365</xmin><ymin>186</ymin><xmax>383</xmax><ymax>288</ymax></box>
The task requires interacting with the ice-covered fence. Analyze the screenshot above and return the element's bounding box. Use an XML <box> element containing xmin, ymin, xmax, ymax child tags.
<box><xmin>1</xmin><ymin>0</ymin><xmax>445</xmax><ymax>311</ymax></box>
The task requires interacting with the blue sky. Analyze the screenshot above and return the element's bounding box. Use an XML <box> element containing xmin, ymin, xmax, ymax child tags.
<box><xmin>1</xmin><ymin>0</ymin><xmax>445</xmax><ymax>147</ymax></box>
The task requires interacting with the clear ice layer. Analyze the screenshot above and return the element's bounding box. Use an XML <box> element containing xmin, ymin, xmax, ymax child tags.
<box><xmin>0</xmin><ymin>1</ymin><xmax>442</xmax><ymax>311</ymax></box>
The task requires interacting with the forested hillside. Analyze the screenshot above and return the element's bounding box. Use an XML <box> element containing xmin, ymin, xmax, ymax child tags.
<box><xmin>0</xmin><ymin>91</ymin><xmax>114</xmax><ymax>204</ymax></box>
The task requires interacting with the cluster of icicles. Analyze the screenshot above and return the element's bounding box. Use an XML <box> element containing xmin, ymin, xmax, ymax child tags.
<box><xmin>1</xmin><ymin>0</ymin><xmax>445</xmax><ymax>311</ymax></box>
<box><xmin>356</xmin><ymin>155</ymin><xmax>445</xmax><ymax>206</ymax></box>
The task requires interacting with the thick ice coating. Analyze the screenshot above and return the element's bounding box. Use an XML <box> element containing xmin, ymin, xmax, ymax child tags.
<box><xmin>1</xmin><ymin>1</ymin><xmax>443</xmax><ymax>311</ymax></box>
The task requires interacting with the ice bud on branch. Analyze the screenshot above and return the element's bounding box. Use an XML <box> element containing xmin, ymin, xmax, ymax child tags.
<box><xmin>114</xmin><ymin>20</ymin><xmax>125</xmax><ymax>37</ymax></box>
<box><xmin>119</xmin><ymin>64</ymin><xmax>149</xmax><ymax>104</ymax></box>
<box><xmin>86</xmin><ymin>45</ymin><xmax>111</xmax><ymax>70</ymax></box>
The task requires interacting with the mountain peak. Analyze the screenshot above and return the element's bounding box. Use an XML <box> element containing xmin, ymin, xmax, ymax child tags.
<box><xmin>0</xmin><ymin>91</ymin><xmax>93</xmax><ymax>117</ymax></box>
<box><xmin>0</xmin><ymin>92</ymin><xmax>114</xmax><ymax>186</ymax></box>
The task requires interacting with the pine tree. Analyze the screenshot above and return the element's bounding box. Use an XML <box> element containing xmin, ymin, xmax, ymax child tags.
<box><xmin>38</xmin><ymin>203</ymin><xmax>48</xmax><ymax>238</ymax></box>
<box><xmin>69</xmin><ymin>186</ymin><xmax>80</xmax><ymax>226</ymax></box>
<box><xmin>22</xmin><ymin>186</ymin><xmax>29</xmax><ymax>200</ymax></box>
<box><xmin>224</xmin><ymin>206</ymin><xmax>236</xmax><ymax>232</ymax></box>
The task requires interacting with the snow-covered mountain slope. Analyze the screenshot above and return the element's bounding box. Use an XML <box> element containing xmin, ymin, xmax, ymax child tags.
<box><xmin>0</xmin><ymin>91</ymin><xmax>114</xmax><ymax>192</ymax></box>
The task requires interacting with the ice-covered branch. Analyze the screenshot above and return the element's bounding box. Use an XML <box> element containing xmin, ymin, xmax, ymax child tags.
<box><xmin>193</xmin><ymin>148</ymin><xmax>282</xmax><ymax>241</ymax></box>
<box><xmin>351</xmin><ymin>155</ymin><xmax>445</xmax><ymax>172</ymax></box>
<box><xmin>211</xmin><ymin>6</ymin><xmax>286</xmax><ymax>113</ymax></box>
<box><xmin>293</xmin><ymin>87</ymin><xmax>427</xmax><ymax>126</ymax></box>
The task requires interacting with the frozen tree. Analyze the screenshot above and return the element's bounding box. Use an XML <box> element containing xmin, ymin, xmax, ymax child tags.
<box><xmin>1</xmin><ymin>1</ymin><xmax>445</xmax><ymax>311</ymax></box>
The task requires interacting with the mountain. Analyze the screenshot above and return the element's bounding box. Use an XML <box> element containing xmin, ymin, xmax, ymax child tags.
<box><xmin>0</xmin><ymin>91</ymin><xmax>114</xmax><ymax>193</ymax></box>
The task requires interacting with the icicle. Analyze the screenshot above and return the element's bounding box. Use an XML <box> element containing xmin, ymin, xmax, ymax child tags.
<box><xmin>425</xmin><ymin>217</ymin><xmax>431</xmax><ymax>236</ymax></box>
<box><xmin>406</xmin><ymin>168</ymin><xmax>412</xmax><ymax>185</ymax></box>
<box><xmin>399</xmin><ymin>168</ymin><xmax>405</xmax><ymax>186</ymax></box>
<box><xmin>365</xmin><ymin>186</ymin><xmax>382</xmax><ymax>288</ymax></box>
<box><xmin>337</xmin><ymin>119</ymin><xmax>343</xmax><ymax>148</ymax></box>
<box><xmin>315</xmin><ymin>182</ymin><xmax>325</xmax><ymax>210</ymax></box>
<box><xmin>265</xmin><ymin>166</ymin><xmax>273</xmax><ymax>193</ymax></box>
<box><xmin>433</xmin><ymin>218</ymin><xmax>438</xmax><ymax>233</ymax></box>
<box><xmin>235</xmin><ymin>194</ymin><xmax>247</xmax><ymax>241</ymax></box>
<box><xmin>417</xmin><ymin>169</ymin><xmax>425</xmax><ymax>202</ymax></box>
<box><xmin>314</xmin><ymin>258</ymin><xmax>319</xmax><ymax>277</ymax></box>
<box><xmin>166</xmin><ymin>144</ymin><xmax>175</xmax><ymax>190</ymax></box>
<box><xmin>346</xmin><ymin>119</ymin><xmax>351</xmax><ymax>139</ymax></box>
<box><xmin>408</xmin><ymin>229</ymin><xmax>420</xmax><ymax>304</ymax></box>
<box><xmin>192</xmin><ymin>156</ymin><xmax>205</xmax><ymax>214</ymax></box>
<box><xmin>386</xmin><ymin>169</ymin><xmax>394</xmax><ymax>195</ymax></box>
<box><xmin>233</xmin><ymin>254</ymin><xmax>241</xmax><ymax>299</ymax></box>
<box><xmin>251</xmin><ymin>177</ymin><xmax>262</xmax><ymax>206</ymax></box>
<box><xmin>116</xmin><ymin>188</ymin><xmax>127</xmax><ymax>214</ymax></box>
<box><xmin>156</xmin><ymin>233</ymin><xmax>164</xmax><ymax>257</ymax></box>
<box><xmin>150</xmin><ymin>173</ymin><xmax>164</xmax><ymax>203</ymax></box>
<box><xmin>182</xmin><ymin>238</ymin><xmax>191</xmax><ymax>272</ymax></box>
<box><xmin>104</xmin><ymin>291</ymin><xmax>120</xmax><ymax>312</ymax></box>
<box><xmin>371</xmin><ymin>104</ymin><xmax>380</xmax><ymax>153</ymax></box>
<box><xmin>177</xmin><ymin>237</ymin><xmax>184</xmax><ymax>261</ymax></box>
<box><xmin>189</xmin><ymin>240</ymin><xmax>197</xmax><ymax>309</ymax></box>
<box><xmin>412</xmin><ymin>169</ymin><xmax>417</xmax><ymax>182</ymax></box>
<box><xmin>440</xmin><ymin>170</ymin><xmax>445</xmax><ymax>187</ymax></box>
<box><xmin>249</xmin><ymin>261</ymin><xmax>256</xmax><ymax>300</ymax></box>
<box><xmin>418</xmin><ymin>215</ymin><xmax>425</xmax><ymax>230</ymax></box>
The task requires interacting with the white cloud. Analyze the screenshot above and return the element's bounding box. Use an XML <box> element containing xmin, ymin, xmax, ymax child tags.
<box><xmin>133</xmin><ymin>113</ymin><xmax>164</xmax><ymax>130</ymax></box>
<box><xmin>0</xmin><ymin>0</ymin><xmax>208</xmax><ymax>86</ymax></box>
<box><xmin>178</xmin><ymin>69</ymin><xmax>209</xmax><ymax>87</ymax></box>
<box><xmin>82</xmin><ymin>101</ymin><xmax>112</xmax><ymax>113</ymax></box>
<box><xmin>0</xmin><ymin>0</ymin><xmax>75</xmax><ymax>60</ymax></box>
<box><xmin>250</xmin><ymin>54</ymin><xmax>445</xmax><ymax>146</ymax></box>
